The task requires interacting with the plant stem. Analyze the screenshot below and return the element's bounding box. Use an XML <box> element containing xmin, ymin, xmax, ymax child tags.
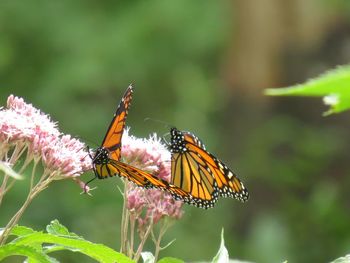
<box><xmin>8</xmin><ymin>143</ymin><xmax>25</xmax><ymax>164</ymax></box>
<box><xmin>134</xmin><ymin>222</ymin><xmax>153</xmax><ymax>262</ymax></box>
<box><xmin>0</xmin><ymin>143</ymin><xmax>10</xmax><ymax>161</ymax></box>
<box><xmin>0</xmin><ymin>174</ymin><xmax>9</xmax><ymax>206</ymax></box>
<box><xmin>0</xmin><ymin>143</ymin><xmax>27</xmax><ymax>206</ymax></box>
<box><xmin>153</xmin><ymin>221</ymin><xmax>169</xmax><ymax>262</ymax></box>
<box><xmin>1</xmin><ymin>149</ymin><xmax>35</xmax><ymax>201</ymax></box>
<box><xmin>0</xmin><ymin>176</ymin><xmax>52</xmax><ymax>245</ymax></box>
<box><xmin>29</xmin><ymin>159</ymin><xmax>39</xmax><ymax>191</ymax></box>
<box><xmin>128</xmin><ymin>213</ymin><xmax>136</xmax><ymax>258</ymax></box>
<box><xmin>120</xmin><ymin>180</ymin><xmax>130</xmax><ymax>254</ymax></box>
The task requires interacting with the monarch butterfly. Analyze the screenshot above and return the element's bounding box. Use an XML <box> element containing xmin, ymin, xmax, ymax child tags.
<box><xmin>168</xmin><ymin>127</ymin><xmax>249</xmax><ymax>209</ymax></box>
<box><xmin>89</xmin><ymin>85</ymin><xmax>172</xmax><ymax>189</ymax></box>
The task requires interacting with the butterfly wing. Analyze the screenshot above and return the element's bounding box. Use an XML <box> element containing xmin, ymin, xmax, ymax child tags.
<box><xmin>184</xmin><ymin>132</ymin><xmax>249</xmax><ymax>202</ymax></box>
<box><xmin>94</xmin><ymin>159</ymin><xmax>178</xmax><ymax>189</ymax></box>
<box><xmin>171</xmin><ymin>150</ymin><xmax>218</xmax><ymax>208</ymax></box>
<box><xmin>101</xmin><ymin>85</ymin><xmax>133</xmax><ymax>161</ymax></box>
<box><xmin>170</xmin><ymin>127</ymin><xmax>249</xmax><ymax>208</ymax></box>
<box><xmin>91</xmin><ymin>86</ymin><xmax>188</xmax><ymax>195</ymax></box>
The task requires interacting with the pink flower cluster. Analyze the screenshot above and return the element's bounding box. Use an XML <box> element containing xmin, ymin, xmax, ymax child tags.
<box><xmin>0</xmin><ymin>95</ymin><xmax>91</xmax><ymax>177</ymax></box>
<box><xmin>122</xmin><ymin>129</ymin><xmax>183</xmax><ymax>227</ymax></box>
<box><xmin>122</xmin><ymin>130</ymin><xmax>171</xmax><ymax>181</ymax></box>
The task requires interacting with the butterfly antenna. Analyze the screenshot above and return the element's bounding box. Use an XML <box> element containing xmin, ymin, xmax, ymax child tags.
<box><xmin>83</xmin><ymin>176</ymin><xmax>96</xmax><ymax>194</ymax></box>
<box><xmin>143</xmin><ymin>118</ymin><xmax>174</xmax><ymax>147</ymax></box>
<box><xmin>162</xmin><ymin>131</ymin><xmax>171</xmax><ymax>146</ymax></box>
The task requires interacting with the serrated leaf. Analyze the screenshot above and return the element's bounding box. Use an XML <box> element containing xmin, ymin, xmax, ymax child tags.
<box><xmin>330</xmin><ymin>254</ymin><xmax>350</xmax><ymax>263</ymax></box>
<box><xmin>10</xmin><ymin>226</ymin><xmax>44</xmax><ymax>253</ymax></box>
<box><xmin>0</xmin><ymin>161</ymin><xmax>23</xmax><ymax>179</ymax></box>
<box><xmin>212</xmin><ymin>229</ymin><xmax>229</xmax><ymax>263</ymax></box>
<box><xmin>0</xmin><ymin>243</ymin><xmax>52</xmax><ymax>263</ymax></box>
<box><xmin>43</xmin><ymin>244</ymin><xmax>80</xmax><ymax>253</ymax></box>
<box><xmin>13</xmin><ymin>232</ymin><xmax>134</xmax><ymax>263</ymax></box>
<box><xmin>11</xmin><ymin>225</ymin><xmax>37</xmax><ymax>237</ymax></box>
<box><xmin>46</xmin><ymin>220</ymin><xmax>78</xmax><ymax>238</ymax></box>
<box><xmin>157</xmin><ymin>257</ymin><xmax>185</xmax><ymax>263</ymax></box>
<box><xmin>265</xmin><ymin>65</ymin><xmax>350</xmax><ymax>115</ymax></box>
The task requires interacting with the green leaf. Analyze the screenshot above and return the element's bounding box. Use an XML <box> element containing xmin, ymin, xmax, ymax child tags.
<box><xmin>8</xmin><ymin>221</ymin><xmax>134</xmax><ymax>262</ymax></box>
<box><xmin>0</xmin><ymin>243</ymin><xmax>52</xmax><ymax>263</ymax></box>
<box><xmin>212</xmin><ymin>229</ymin><xmax>229</xmax><ymax>263</ymax></box>
<box><xmin>330</xmin><ymin>254</ymin><xmax>350</xmax><ymax>263</ymax></box>
<box><xmin>10</xmin><ymin>226</ymin><xmax>44</xmax><ymax>253</ymax></box>
<box><xmin>46</xmin><ymin>219</ymin><xmax>79</xmax><ymax>238</ymax></box>
<box><xmin>43</xmin><ymin>244</ymin><xmax>80</xmax><ymax>254</ymax></box>
<box><xmin>0</xmin><ymin>161</ymin><xmax>23</xmax><ymax>179</ymax></box>
<box><xmin>265</xmin><ymin>65</ymin><xmax>350</xmax><ymax>115</ymax></box>
<box><xmin>13</xmin><ymin>232</ymin><xmax>134</xmax><ymax>263</ymax></box>
<box><xmin>11</xmin><ymin>225</ymin><xmax>37</xmax><ymax>237</ymax></box>
<box><xmin>157</xmin><ymin>257</ymin><xmax>185</xmax><ymax>263</ymax></box>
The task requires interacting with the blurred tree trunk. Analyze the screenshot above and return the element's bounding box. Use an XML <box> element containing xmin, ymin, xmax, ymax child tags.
<box><xmin>224</xmin><ymin>0</ymin><xmax>333</xmax><ymax>99</ymax></box>
<box><xmin>220</xmin><ymin>0</ymin><xmax>341</xmax><ymax>169</ymax></box>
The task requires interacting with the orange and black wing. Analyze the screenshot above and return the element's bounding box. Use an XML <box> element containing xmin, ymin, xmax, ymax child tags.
<box><xmin>94</xmin><ymin>159</ymin><xmax>180</xmax><ymax>190</ymax></box>
<box><xmin>169</xmin><ymin>127</ymin><xmax>249</xmax><ymax>209</ymax></box>
<box><xmin>170</xmin><ymin>149</ymin><xmax>218</xmax><ymax>208</ymax></box>
<box><xmin>101</xmin><ymin>85</ymin><xmax>133</xmax><ymax>161</ymax></box>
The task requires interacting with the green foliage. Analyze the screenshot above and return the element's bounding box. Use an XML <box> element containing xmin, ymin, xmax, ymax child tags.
<box><xmin>157</xmin><ymin>257</ymin><xmax>185</xmax><ymax>263</ymax></box>
<box><xmin>0</xmin><ymin>220</ymin><xmax>134</xmax><ymax>263</ymax></box>
<box><xmin>0</xmin><ymin>243</ymin><xmax>53</xmax><ymax>263</ymax></box>
<box><xmin>265</xmin><ymin>65</ymin><xmax>350</xmax><ymax>115</ymax></box>
<box><xmin>0</xmin><ymin>0</ymin><xmax>229</xmax><ymax>140</ymax></box>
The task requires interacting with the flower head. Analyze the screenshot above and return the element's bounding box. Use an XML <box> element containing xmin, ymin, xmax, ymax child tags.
<box><xmin>41</xmin><ymin>134</ymin><xmax>91</xmax><ymax>177</ymax></box>
<box><xmin>122</xmin><ymin>129</ymin><xmax>171</xmax><ymax>181</ymax></box>
<box><xmin>122</xmin><ymin>129</ymin><xmax>183</xmax><ymax>230</ymax></box>
<box><xmin>5</xmin><ymin>95</ymin><xmax>61</xmax><ymax>142</ymax></box>
<box><xmin>0</xmin><ymin>95</ymin><xmax>91</xmax><ymax>178</ymax></box>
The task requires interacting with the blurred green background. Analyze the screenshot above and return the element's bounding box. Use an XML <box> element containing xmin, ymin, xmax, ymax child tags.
<box><xmin>1</xmin><ymin>0</ymin><xmax>350</xmax><ymax>262</ymax></box>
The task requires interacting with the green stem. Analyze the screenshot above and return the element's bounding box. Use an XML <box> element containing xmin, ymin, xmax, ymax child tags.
<box><xmin>153</xmin><ymin>220</ymin><xmax>170</xmax><ymax>263</ymax></box>
<box><xmin>120</xmin><ymin>180</ymin><xmax>130</xmax><ymax>254</ymax></box>
<box><xmin>0</xmin><ymin>176</ymin><xmax>52</xmax><ymax>245</ymax></box>
<box><xmin>1</xmin><ymin>150</ymin><xmax>36</xmax><ymax>200</ymax></box>
<box><xmin>29</xmin><ymin>159</ymin><xmax>39</xmax><ymax>191</ymax></box>
<box><xmin>128</xmin><ymin>213</ymin><xmax>136</xmax><ymax>258</ymax></box>
<box><xmin>0</xmin><ymin>143</ymin><xmax>27</xmax><ymax>206</ymax></box>
<box><xmin>0</xmin><ymin>143</ymin><xmax>10</xmax><ymax>161</ymax></box>
<box><xmin>133</xmin><ymin>222</ymin><xmax>153</xmax><ymax>262</ymax></box>
<box><xmin>0</xmin><ymin>174</ymin><xmax>9</xmax><ymax>206</ymax></box>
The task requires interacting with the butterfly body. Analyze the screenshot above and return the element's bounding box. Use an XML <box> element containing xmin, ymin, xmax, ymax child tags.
<box><xmin>169</xmin><ymin>127</ymin><xmax>249</xmax><ymax>209</ymax></box>
<box><xmin>91</xmin><ymin>147</ymin><xmax>112</xmax><ymax>179</ymax></box>
<box><xmin>87</xmin><ymin>84</ymin><xmax>248</xmax><ymax>210</ymax></box>
<box><xmin>89</xmin><ymin>85</ymin><xmax>175</xmax><ymax>191</ymax></box>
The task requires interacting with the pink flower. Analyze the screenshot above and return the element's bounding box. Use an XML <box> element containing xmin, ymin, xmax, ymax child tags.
<box><xmin>122</xmin><ymin>129</ymin><xmax>172</xmax><ymax>181</ymax></box>
<box><xmin>6</xmin><ymin>95</ymin><xmax>60</xmax><ymax>141</ymax></box>
<box><xmin>41</xmin><ymin>135</ymin><xmax>91</xmax><ymax>177</ymax></box>
<box><xmin>122</xmin><ymin>129</ymin><xmax>183</xmax><ymax>230</ymax></box>
<box><xmin>0</xmin><ymin>95</ymin><xmax>91</xmax><ymax>179</ymax></box>
<box><xmin>0</xmin><ymin>95</ymin><xmax>60</xmax><ymax>148</ymax></box>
